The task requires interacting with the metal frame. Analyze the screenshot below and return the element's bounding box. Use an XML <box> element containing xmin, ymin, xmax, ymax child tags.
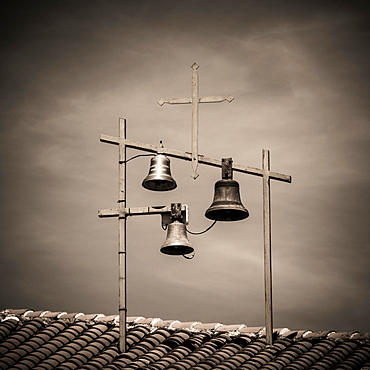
<box><xmin>99</xmin><ymin>118</ymin><xmax>291</xmax><ymax>351</ymax></box>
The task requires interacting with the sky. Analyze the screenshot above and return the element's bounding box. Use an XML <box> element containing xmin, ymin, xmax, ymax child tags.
<box><xmin>0</xmin><ymin>0</ymin><xmax>369</xmax><ymax>334</ymax></box>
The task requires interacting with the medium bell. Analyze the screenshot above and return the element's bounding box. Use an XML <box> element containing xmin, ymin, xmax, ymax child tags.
<box><xmin>160</xmin><ymin>220</ymin><xmax>194</xmax><ymax>256</ymax></box>
<box><xmin>205</xmin><ymin>179</ymin><xmax>249</xmax><ymax>221</ymax></box>
<box><xmin>142</xmin><ymin>154</ymin><xmax>177</xmax><ymax>191</ymax></box>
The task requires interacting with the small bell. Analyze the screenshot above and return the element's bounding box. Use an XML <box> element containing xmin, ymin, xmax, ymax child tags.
<box><xmin>160</xmin><ymin>220</ymin><xmax>194</xmax><ymax>256</ymax></box>
<box><xmin>205</xmin><ymin>157</ymin><xmax>249</xmax><ymax>221</ymax></box>
<box><xmin>142</xmin><ymin>154</ymin><xmax>177</xmax><ymax>191</ymax></box>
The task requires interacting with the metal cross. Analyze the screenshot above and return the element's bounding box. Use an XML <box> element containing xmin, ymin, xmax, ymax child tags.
<box><xmin>158</xmin><ymin>62</ymin><xmax>234</xmax><ymax>179</ymax></box>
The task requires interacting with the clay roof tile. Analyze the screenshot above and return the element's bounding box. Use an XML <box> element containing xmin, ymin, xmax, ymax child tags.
<box><xmin>1</xmin><ymin>309</ymin><xmax>369</xmax><ymax>369</ymax></box>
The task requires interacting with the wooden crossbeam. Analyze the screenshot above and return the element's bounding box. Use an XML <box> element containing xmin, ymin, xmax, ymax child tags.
<box><xmin>100</xmin><ymin>134</ymin><xmax>292</xmax><ymax>183</ymax></box>
<box><xmin>98</xmin><ymin>205</ymin><xmax>188</xmax><ymax>218</ymax></box>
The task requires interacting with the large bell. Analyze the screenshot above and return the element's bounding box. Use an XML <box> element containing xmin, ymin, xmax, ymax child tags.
<box><xmin>205</xmin><ymin>179</ymin><xmax>249</xmax><ymax>221</ymax></box>
<box><xmin>142</xmin><ymin>154</ymin><xmax>177</xmax><ymax>191</ymax></box>
<box><xmin>160</xmin><ymin>220</ymin><xmax>194</xmax><ymax>256</ymax></box>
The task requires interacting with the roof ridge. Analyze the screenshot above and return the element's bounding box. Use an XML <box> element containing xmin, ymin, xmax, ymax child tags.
<box><xmin>1</xmin><ymin>308</ymin><xmax>369</xmax><ymax>341</ymax></box>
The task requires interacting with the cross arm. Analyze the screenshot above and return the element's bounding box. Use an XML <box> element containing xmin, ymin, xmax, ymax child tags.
<box><xmin>98</xmin><ymin>205</ymin><xmax>170</xmax><ymax>218</ymax></box>
<box><xmin>199</xmin><ymin>96</ymin><xmax>234</xmax><ymax>103</ymax></box>
<box><xmin>197</xmin><ymin>156</ymin><xmax>291</xmax><ymax>183</ymax></box>
<box><xmin>100</xmin><ymin>136</ymin><xmax>291</xmax><ymax>183</ymax></box>
<box><xmin>157</xmin><ymin>97</ymin><xmax>192</xmax><ymax>106</ymax></box>
<box><xmin>157</xmin><ymin>96</ymin><xmax>234</xmax><ymax>105</ymax></box>
<box><xmin>124</xmin><ymin>138</ymin><xmax>291</xmax><ymax>182</ymax></box>
<box><xmin>98</xmin><ymin>208</ymin><xmax>122</xmax><ymax>217</ymax></box>
<box><xmin>123</xmin><ymin>138</ymin><xmax>193</xmax><ymax>161</ymax></box>
<box><xmin>98</xmin><ymin>204</ymin><xmax>189</xmax><ymax>218</ymax></box>
<box><xmin>99</xmin><ymin>204</ymin><xmax>189</xmax><ymax>228</ymax></box>
<box><xmin>233</xmin><ymin>163</ymin><xmax>292</xmax><ymax>183</ymax></box>
<box><xmin>100</xmin><ymin>134</ymin><xmax>120</xmax><ymax>145</ymax></box>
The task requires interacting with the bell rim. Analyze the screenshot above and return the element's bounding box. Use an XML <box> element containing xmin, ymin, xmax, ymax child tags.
<box><xmin>205</xmin><ymin>208</ymin><xmax>249</xmax><ymax>221</ymax></box>
<box><xmin>142</xmin><ymin>179</ymin><xmax>177</xmax><ymax>191</ymax></box>
<box><xmin>160</xmin><ymin>245</ymin><xmax>194</xmax><ymax>256</ymax></box>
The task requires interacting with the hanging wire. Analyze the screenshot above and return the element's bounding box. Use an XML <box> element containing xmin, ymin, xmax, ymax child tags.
<box><xmin>182</xmin><ymin>214</ymin><xmax>220</xmax><ymax>259</ymax></box>
<box><xmin>186</xmin><ymin>220</ymin><xmax>217</xmax><ymax>235</ymax></box>
<box><xmin>120</xmin><ymin>153</ymin><xmax>155</xmax><ymax>163</ymax></box>
<box><xmin>121</xmin><ymin>140</ymin><xmax>166</xmax><ymax>163</ymax></box>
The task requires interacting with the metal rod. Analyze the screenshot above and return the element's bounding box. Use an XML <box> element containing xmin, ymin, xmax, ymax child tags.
<box><xmin>263</xmin><ymin>149</ymin><xmax>273</xmax><ymax>345</ymax></box>
<box><xmin>100</xmin><ymin>135</ymin><xmax>292</xmax><ymax>183</ymax></box>
<box><xmin>98</xmin><ymin>205</ymin><xmax>189</xmax><ymax>218</ymax></box>
<box><xmin>118</xmin><ymin>118</ymin><xmax>127</xmax><ymax>352</ymax></box>
<box><xmin>191</xmin><ymin>63</ymin><xmax>199</xmax><ymax>179</ymax></box>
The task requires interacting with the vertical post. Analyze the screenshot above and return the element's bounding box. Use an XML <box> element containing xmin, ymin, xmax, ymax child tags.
<box><xmin>118</xmin><ymin>118</ymin><xmax>127</xmax><ymax>352</ymax></box>
<box><xmin>262</xmin><ymin>149</ymin><xmax>273</xmax><ymax>345</ymax></box>
<box><xmin>191</xmin><ymin>63</ymin><xmax>200</xmax><ymax>179</ymax></box>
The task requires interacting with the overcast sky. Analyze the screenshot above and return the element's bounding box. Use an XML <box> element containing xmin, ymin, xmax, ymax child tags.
<box><xmin>1</xmin><ymin>0</ymin><xmax>369</xmax><ymax>334</ymax></box>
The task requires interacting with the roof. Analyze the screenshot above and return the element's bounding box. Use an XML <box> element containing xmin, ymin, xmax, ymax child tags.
<box><xmin>0</xmin><ymin>309</ymin><xmax>369</xmax><ymax>370</ymax></box>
